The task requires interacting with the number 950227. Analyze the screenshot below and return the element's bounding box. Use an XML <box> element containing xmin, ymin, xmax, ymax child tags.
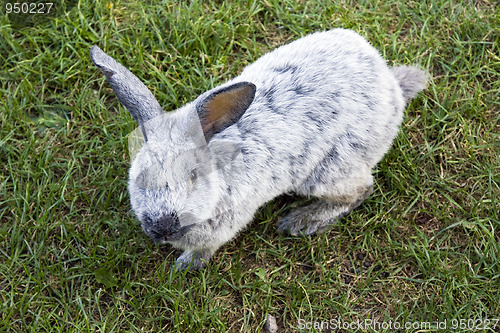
<box><xmin>6</xmin><ymin>3</ymin><xmax>54</xmax><ymax>14</ymax></box>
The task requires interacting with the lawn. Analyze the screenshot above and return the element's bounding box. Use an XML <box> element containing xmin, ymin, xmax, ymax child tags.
<box><xmin>1</xmin><ymin>0</ymin><xmax>499</xmax><ymax>332</ymax></box>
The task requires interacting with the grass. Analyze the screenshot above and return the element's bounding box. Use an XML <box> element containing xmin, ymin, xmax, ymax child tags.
<box><xmin>0</xmin><ymin>0</ymin><xmax>498</xmax><ymax>331</ymax></box>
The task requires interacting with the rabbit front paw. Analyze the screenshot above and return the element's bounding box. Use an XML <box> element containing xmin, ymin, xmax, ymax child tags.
<box><xmin>174</xmin><ymin>250</ymin><xmax>212</xmax><ymax>271</ymax></box>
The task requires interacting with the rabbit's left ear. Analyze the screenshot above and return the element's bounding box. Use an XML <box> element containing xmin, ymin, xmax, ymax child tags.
<box><xmin>196</xmin><ymin>82</ymin><xmax>256</xmax><ymax>142</ymax></box>
<box><xmin>90</xmin><ymin>46</ymin><xmax>165</xmax><ymax>142</ymax></box>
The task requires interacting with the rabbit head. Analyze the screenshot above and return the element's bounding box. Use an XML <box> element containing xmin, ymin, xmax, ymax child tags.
<box><xmin>90</xmin><ymin>46</ymin><xmax>255</xmax><ymax>245</ymax></box>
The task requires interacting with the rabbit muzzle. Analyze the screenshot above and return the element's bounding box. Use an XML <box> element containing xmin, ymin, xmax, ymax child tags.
<box><xmin>142</xmin><ymin>212</ymin><xmax>195</xmax><ymax>244</ymax></box>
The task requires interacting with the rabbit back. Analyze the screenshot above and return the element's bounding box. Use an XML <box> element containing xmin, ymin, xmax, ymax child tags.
<box><xmin>215</xmin><ymin>29</ymin><xmax>409</xmax><ymax>202</ymax></box>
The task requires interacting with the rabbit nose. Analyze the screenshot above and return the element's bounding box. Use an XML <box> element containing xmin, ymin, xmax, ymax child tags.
<box><xmin>146</xmin><ymin>213</ymin><xmax>180</xmax><ymax>243</ymax></box>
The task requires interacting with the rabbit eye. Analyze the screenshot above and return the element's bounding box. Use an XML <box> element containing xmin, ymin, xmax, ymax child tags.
<box><xmin>189</xmin><ymin>170</ymin><xmax>198</xmax><ymax>183</ymax></box>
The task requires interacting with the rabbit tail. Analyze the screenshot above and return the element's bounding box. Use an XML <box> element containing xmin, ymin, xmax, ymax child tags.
<box><xmin>391</xmin><ymin>66</ymin><xmax>428</xmax><ymax>103</ymax></box>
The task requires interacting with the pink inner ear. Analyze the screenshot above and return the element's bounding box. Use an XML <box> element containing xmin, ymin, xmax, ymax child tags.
<box><xmin>201</xmin><ymin>85</ymin><xmax>255</xmax><ymax>134</ymax></box>
<box><xmin>204</xmin><ymin>85</ymin><xmax>253</xmax><ymax>124</ymax></box>
<box><xmin>197</xmin><ymin>82</ymin><xmax>256</xmax><ymax>141</ymax></box>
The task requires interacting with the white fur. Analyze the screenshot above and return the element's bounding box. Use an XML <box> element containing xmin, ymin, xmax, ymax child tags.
<box><xmin>91</xmin><ymin>29</ymin><xmax>428</xmax><ymax>270</ymax></box>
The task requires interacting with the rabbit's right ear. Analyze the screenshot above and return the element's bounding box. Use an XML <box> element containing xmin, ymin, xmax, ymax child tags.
<box><xmin>90</xmin><ymin>46</ymin><xmax>165</xmax><ymax>142</ymax></box>
<box><xmin>196</xmin><ymin>82</ymin><xmax>256</xmax><ymax>142</ymax></box>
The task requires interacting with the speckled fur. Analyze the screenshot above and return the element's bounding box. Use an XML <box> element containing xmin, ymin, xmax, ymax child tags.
<box><xmin>91</xmin><ymin>29</ymin><xmax>428</xmax><ymax>270</ymax></box>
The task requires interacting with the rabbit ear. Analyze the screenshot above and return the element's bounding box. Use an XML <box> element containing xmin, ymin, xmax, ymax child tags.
<box><xmin>196</xmin><ymin>82</ymin><xmax>256</xmax><ymax>142</ymax></box>
<box><xmin>90</xmin><ymin>46</ymin><xmax>165</xmax><ymax>142</ymax></box>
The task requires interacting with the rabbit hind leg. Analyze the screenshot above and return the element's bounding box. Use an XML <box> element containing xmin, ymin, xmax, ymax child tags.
<box><xmin>277</xmin><ymin>173</ymin><xmax>374</xmax><ymax>236</ymax></box>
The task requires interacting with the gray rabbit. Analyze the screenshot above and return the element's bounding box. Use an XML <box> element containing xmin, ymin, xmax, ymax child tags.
<box><xmin>90</xmin><ymin>29</ymin><xmax>427</xmax><ymax>270</ymax></box>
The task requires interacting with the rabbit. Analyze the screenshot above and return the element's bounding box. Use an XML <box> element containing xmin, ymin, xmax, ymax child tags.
<box><xmin>90</xmin><ymin>29</ymin><xmax>428</xmax><ymax>270</ymax></box>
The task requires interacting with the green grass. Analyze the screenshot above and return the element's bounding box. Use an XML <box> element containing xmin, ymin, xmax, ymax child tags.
<box><xmin>1</xmin><ymin>0</ymin><xmax>499</xmax><ymax>331</ymax></box>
